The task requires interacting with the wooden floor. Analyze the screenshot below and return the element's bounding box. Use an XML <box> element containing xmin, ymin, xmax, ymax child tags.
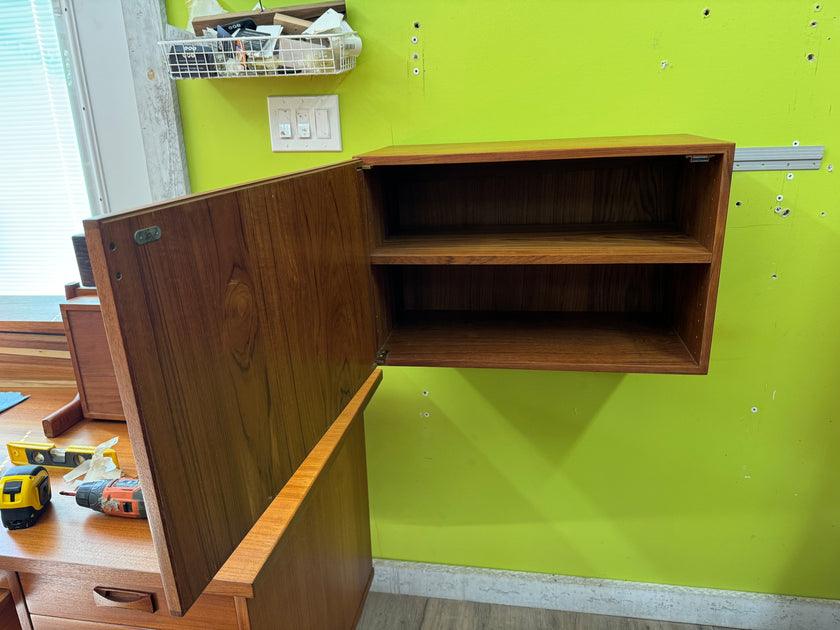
<box><xmin>357</xmin><ymin>592</ymin><xmax>736</xmax><ymax>630</ymax></box>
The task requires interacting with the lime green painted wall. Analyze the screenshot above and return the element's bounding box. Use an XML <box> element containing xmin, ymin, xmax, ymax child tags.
<box><xmin>165</xmin><ymin>0</ymin><xmax>840</xmax><ymax>599</ymax></box>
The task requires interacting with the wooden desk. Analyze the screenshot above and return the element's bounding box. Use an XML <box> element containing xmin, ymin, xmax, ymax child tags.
<box><xmin>0</xmin><ymin>374</ymin><xmax>381</xmax><ymax>629</ymax></box>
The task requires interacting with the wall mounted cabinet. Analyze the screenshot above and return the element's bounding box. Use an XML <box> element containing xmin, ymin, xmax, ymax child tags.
<box><xmin>66</xmin><ymin>135</ymin><xmax>732</xmax><ymax>628</ymax></box>
<box><xmin>361</xmin><ymin>135</ymin><xmax>734</xmax><ymax>374</ymax></box>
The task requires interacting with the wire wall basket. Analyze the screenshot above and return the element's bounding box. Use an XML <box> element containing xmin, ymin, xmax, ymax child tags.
<box><xmin>158</xmin><ymin>31</ymin><xmax>359</xmax><ymax>79</ymax></box>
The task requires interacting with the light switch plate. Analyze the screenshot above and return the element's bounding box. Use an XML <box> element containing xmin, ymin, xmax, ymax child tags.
<box><xmin>267</xmin><ymin>95</ymin><xmax>341</xmax><ymax>152</ymax></box>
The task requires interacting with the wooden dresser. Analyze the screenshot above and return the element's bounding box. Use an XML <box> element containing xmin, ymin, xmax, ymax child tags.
<box><xmin>0</xmin><ymin>136</ymin><xmax>733</xmax><ymax>629</ymax></box>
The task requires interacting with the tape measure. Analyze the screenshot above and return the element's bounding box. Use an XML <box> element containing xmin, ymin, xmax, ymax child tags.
<box><xmin>0</xmin><ymin>465</ymin><xmax>51</xmax><ymax>530</ymax></box>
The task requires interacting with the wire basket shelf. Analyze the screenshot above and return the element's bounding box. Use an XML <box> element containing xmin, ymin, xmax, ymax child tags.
<box><xmin>158</xmin><ymin>32</ymin><xmax>359</xmax><ymax>79</ymax></box>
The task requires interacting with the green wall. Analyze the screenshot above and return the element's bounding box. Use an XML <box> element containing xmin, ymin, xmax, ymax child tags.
<box><xmin>165</xmin><ymin>0</ymin><xmax>840</xmax><ymax>599</ymax></box>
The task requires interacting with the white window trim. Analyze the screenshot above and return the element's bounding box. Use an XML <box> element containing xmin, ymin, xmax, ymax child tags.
<box><xmin>52</xmin><ymin>0</ymin><xmax>190</xmax><ymax>216</ymax></box>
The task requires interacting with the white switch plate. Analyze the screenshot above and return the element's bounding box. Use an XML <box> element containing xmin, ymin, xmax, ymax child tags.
<box><xmin>267</xmin><ymin>95</ymin><xmax>341</xmax><ymax>152</ymax></box>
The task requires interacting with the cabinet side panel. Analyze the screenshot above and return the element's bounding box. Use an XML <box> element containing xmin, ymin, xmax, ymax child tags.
<box><xmin>674</xmin><ymin>149</ymin><xmax>734</xmax><ymax>367</ymax></box>
<box><xmin>84</xmin><ymin>162</ymin><xmax>376</xmax><ymax>616</ymax></box>
<box><xmin>245</xmin><ymin>416</ymin><xmax>373</xmax><ymax>630</ymax></box>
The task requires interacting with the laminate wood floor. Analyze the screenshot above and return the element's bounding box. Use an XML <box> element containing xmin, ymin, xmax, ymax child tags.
<box><xmin>357</xmin><ymin>592</ymin><xmax>737</xmax><ymax>630</ymax></box>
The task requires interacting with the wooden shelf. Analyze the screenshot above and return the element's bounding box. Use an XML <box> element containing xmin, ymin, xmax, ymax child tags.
<box><xmin>371</xmin><ymin>226</ymin><xmax>712</xmax><ymax>265</ymax></box>
<box><xmin>379</xmin><ymin>312</ymin><xmax>702</xmax><ymax>374</ymax></box>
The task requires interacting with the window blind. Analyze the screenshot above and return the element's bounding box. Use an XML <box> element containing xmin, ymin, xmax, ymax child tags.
<box><xmin>0</xmin><ymin>0</ymin><xmax>90</xmax><ymax>296</ymax></box>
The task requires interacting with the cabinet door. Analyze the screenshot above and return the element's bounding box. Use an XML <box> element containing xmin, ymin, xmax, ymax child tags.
<box><xmin>85</xmin><ymin>161</ymin><xmax>376</xmax><ymax>616</ymax></box>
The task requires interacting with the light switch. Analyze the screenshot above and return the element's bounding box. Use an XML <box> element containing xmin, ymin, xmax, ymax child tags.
<box><xmin>315</xmin><ymin>109</ymin><xmax>330</xmax><ymax>139</ymax></box>
<box><xmin>267</xmin><ymin>95</ymin><xmax>341</xmax><ymax>152</ymax></box>
<box><xmin>296</xmin><ymin>111</ymin><xmax>311</xmax><ymax>139</ymax></box>
<box><xmin>276</xmin><ymin>109</ymin><xmax>292</xmax><ymax>139</ymax></box>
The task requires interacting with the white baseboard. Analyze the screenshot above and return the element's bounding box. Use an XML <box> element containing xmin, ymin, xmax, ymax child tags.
<box><xmin>370</xmin><ymin>559</ymin><xmax>840</xmax><ymax>630</ymax></box>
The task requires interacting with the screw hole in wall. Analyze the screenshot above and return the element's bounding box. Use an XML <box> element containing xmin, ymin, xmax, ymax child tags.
<box><xmin>807</xmin><ymin>53</ymin><xmax>816</xmax><ymax>61</ymax></box>
<box><xmin>792</xmin><ymin>140</ymin><xmax>800</xmax><ymax>146</ymax></box>
<box><xmin>109</xmin><ymin>242</ymin><xmax>116</xmax><ymax>251</ymax></box>
<box><xmin>787</xmin><ymin>173</ymin><xmax>794</xmax><ymax>180</ymax></box>
<box><xmin>422</xmin><ymin>391</ymin><xmax>429</xmax><ymax>396</ymax></box>
<box><xmin>411</xmin><ymin>36</ymin><xmax>418</xmax><ymax>44</ymax></box>
<box><xmin>703</xmin><ymin>8</ymin><xmax>710</xmax><ymax>16</ymax></box>
<box><xmin>735</xmin><ymin>201</ymin><xmax>742</xmax><ymax>207</ymax></box>
<box><xmin>413</xmin><ymin>53</ymin><xmax>419</xmax><ymax>60</ymax></box>
<box><xmin>751</xmin><ymin>407</ymin><xmax>758</xmax><ymax>413</ymax></box>
<box><xmin>821</xmin><ymin>211</ymin><xmax>827</xmax><ymax>217</ymax></box>
<box><xmin>115</xmin><ymin>272</ymin><xmax>122</xmax><ymax>280</ymax></box>
<box><xmin>413</xmin><ymin>67</ymin><xmax>420</xmax><ymax>75</ymax></box>
<box><xmin>781</xmin><ymin>209</ymin><xmax>791</xmax><ymax>217</ymax></box>
<box><xmin>414</xmin><ymin>21</ymin><xmax>420</xmax><ymax>29</ymax></box>
<box><xmin>771</xmin><ymin>274</ymin><xmax>777</xmax><ymax>280</ymax></box>
<box><xmin>776</xmin><ymin>194</ymin><xmax>784</xmax><ymax>202</ymax></box>
<box><xmin>774</xmin><ymin>207</ymin><xmax>782</xmax><ymax>213</ymax></box>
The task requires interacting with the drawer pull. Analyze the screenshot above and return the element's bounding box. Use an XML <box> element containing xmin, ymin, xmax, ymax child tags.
<box><xmin>92</xmin><ymin>586</ymin><xmax>156</xmax><ymax>613</ymax></box>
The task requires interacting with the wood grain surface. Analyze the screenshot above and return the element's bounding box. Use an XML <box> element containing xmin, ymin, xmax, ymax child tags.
<box><xmin>21</xmin><ymin>573</ymin><xmax>237</xmax><ymax>630</ymax></box>
<box><xmin>357</xmin><ymin>134</ymin><xmax>733</xmax><ymax>166</ymax></box>
<box><xmin>0</xmin><ymin>332</ymin><xmax>74</xmax><ymax>388</ymax></box>
<box><xmin>85</xmin><ymin>161</ymin><xmax>377</xmax><ymax>616</ymax></box>
<box><xmin>61</xmin><ymin>300</ymin><xmax>123</xmax><ymax>420</ymax></box>
<box><xmin>230</xmin><ymin>371</ymin><xmax>381</xmax><ymax>630</ymax></box>
<box><xmin>0</xmin><ymin>587</ymin><xmax>21</xmax><ymax>630</ymax></box>
<box><xmin>376</xmin><ymin>158</ymin><xmax>682</xmax><ymax>232</ymax></box>
<box><xmin>391</xmin><ymin>265</ymin><xmax>673</xmax><ymax>314</ymax></box>
<box><xmin>380</xmin><ymin>313</ymin><xmax>700</xmax><ymax>373</ymax></box>
<box><xmin>371</xmin><ymin>226</ymin><xmax>712</xmax><ymax>265</ymax></box>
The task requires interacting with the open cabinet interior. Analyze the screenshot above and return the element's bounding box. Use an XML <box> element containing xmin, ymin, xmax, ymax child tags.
<box><xmin>359</xmin><ymin>137</ymin><xmax>733</xmax><ymax>374</ymax></box>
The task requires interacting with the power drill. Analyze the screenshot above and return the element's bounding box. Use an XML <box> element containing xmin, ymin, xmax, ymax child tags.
<box><xmin>63</xmin><ymin>478</ymin><xmax>147</xmax><ymax>519</ymax></box>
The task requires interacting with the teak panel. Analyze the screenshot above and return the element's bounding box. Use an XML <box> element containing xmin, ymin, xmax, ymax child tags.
<box><xmin>381</xmin><ymin>313</ymin><xmax>699</xmax><ymax>373</ymax></box>
<box><xmin>84</xmin><ymin>161</ymin><xmax>376</xmax><ymax>616</ymax></box>
<box><xmin>376</xmin><ymin>158</ymin><xmax>682</xmax><ymax>232</ymax></box>
<box><xmin>357</xmin><ymin>134</ymin><xmax>733</xmax><ymax>166</ymax></box>
<box><xmin>371</xmin><ymin>227</ymin><xmax>712</xmax><ymax>265</ymax></box>
<box><xmin>61</xmin><ymin>300</ymin><xmax>123</xmax><ymax>420</ymax></box>
<box><xmin>211</xmin><ymin>371</ymin><xmax>382</xmax><ymax>629</ymax></box>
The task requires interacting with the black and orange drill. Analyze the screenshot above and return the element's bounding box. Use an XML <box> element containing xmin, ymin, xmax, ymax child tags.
<box><xmin>70</xmin><ymin>478</ymin><xmax>146</xmax><ymax>519</ymax></box>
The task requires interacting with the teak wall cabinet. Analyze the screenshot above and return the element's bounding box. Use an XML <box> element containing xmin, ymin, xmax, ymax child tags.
<box><xmin>58</xmin><ymin>136</ymin><xmax>731</xmax><ymax>628</ymax></box>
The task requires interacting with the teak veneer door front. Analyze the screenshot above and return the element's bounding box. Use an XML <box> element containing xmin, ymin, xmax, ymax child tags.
<box><xmin>85</xmin><ymin>162</ymin><xmax>377</xmax><ymax>616</ymax></box>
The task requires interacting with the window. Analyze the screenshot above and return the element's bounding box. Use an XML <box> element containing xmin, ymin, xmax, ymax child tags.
<box><xmin>0</xmin><ymin>0</ymin><xmax>91</xmax><ymax>299</ymax></box>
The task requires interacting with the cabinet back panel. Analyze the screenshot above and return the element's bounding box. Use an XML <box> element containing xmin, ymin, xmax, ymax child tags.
<box><xmin>393</xmin><ymin>265</ymin><xmax>673</xmax><ymax>314</ymax></box>
<box><xmin>378</xmin><ymin>157</ymin><xmax>684</xmax><ymax>232</ymax></box>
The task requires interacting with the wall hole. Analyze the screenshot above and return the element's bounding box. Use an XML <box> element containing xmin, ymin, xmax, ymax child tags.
<box><xmin>787</xmin><ymin>173</ymin><xmax>794</xmax><ymax>180</ymax></box>
<box><xmin>414</xmin><ymin>21</ymin><xmax>420</xmax><ymax>29</ymax></box>
<box><xmin>828</xmin><ymin>164</ymin><xmax>834</xmax><ymax>172</ymax></box>
<box><xmin>413</xmin><ymin>67</ymin><xmax>420</xmax><ymax>75</ymax></box>
<box><xmin>411</xmin><ymin>36</ymin><xmax>418</xmax><ymax>44</ymax></box>
<box><xmin>811</xmin><ymin>20</ymin><xmax>818</xmax><ymax>26</ymax></box>
<box><xmin>820</xmin><ymin>211</ymin><xmax>827</xmax><ymax>217</ymax></box>
<box><xmin>115</xmin><ymin>272</ymin><xmax>122</xmax><ymax>280</ymax></box>
<box><xmin>771</xmin><ymin>274</ymin><xmax>777</xmax><ymax>280</ymax></box>
<box><xmin>776</xmin><ymin>194</ymin><xmax>784</xmax><ymax>201</ymax></box>
<box><xmin>422</xmin><ymin>391</ymin><xmax>429</xmax><ymax>396</ymax></box>
<box><xmin>109</xmin><ymin>242</ymin><xmax>116</xmax><ymax>251</ymax></box>
<box><xmin>792</xmin><ymin>140</ymin><xmax>800</xmax><ymax>146</ymax></box>
<box><xmin>781</xmin><ymin>209</ymin><xmax>791</xmax><ymax>217</ymax></box>
<box><xmin>423</xmin><ymin>412</ymin><xmax>430</xmax><ymax>418</ymax></box>
<box><xmin>703</xmin><ymin>8</ymin><xmax>710</xmax><ymax>16</ymax></box>
<box><xmin>413</xmin><ymin>53</ymin><xmax>419</xmax><ymax>60</ymax></box>
<box><xmin>751</xmin><ymin>407</ymin><xmax>758</xmax><ymax>413</ymax></box>
<box><xmin>735</xmin><ymin>201</ymin><xmax>742</xmax><ymax>207</ymax></box>
<box><xmin>774</xmin><ymin>206</ymin><xmax>782</xmax><ymax>213</ymax></box>
<box><xmin>807</xmin><ymin>53</ymin><xmax>816</xmax><ymax>61</ymax></box>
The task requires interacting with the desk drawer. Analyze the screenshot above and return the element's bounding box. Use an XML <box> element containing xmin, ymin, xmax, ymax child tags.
<box><xmin>21</xmin><ymin>573</ymin><xmax>238</xmax><ymax>630</ymax></box>
<box><xmin>32</xmin><ymin>615</ymin><xmax>149</xmax><ymax>629</ymax></box>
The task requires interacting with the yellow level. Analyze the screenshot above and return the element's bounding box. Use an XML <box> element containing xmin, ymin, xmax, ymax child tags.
<box><xmin>6</xmin><ymin>442</ymin><xmax>119</xmax><ymax>470</ymax></box>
